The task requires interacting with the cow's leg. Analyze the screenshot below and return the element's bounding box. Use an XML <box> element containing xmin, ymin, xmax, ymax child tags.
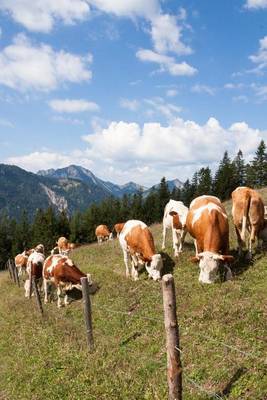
<box><xmin>43</xmin><ymin>278</ymin><xmax>50</xmax><ymax>303</ymax></box>
<box><xmin>57</xmin><ymin>286</ymin><xmax>64</xmax><ymax>308</ymax></box>
<box><xmin>235</xmin><ymin>226</ymin><xmax>243</xmax><ymax>256</ymax></box>
<box><xmin>172</xmin><ymin>229</ymin><xmax>180</xmax><ymax>257</ymax></box>
<box><xmin>131</xmin><ymin>255</ymin><xmax>139</xmax><ymax>281</ymax></box>
<box><xmin>178</xmin><ymin>228</ymin><xmax>187</xmax><ymax>253</ymax></box>
<box><xmin>64</xmin><ymin>291</ymin><xmax>70</xmax><ymax>306</ymax></box>
<box><xmin>162</xmin><ymin>223</ymin><xmax>167</xmax><ymax>250</ymax></box>
<box><xmin>123</xmin><ymin>250</ymin><xmax>131</xmax><ymax>278</ymax></box>
<box><xmin>248</xmin><ymin>226</ymin><xmax>256</xmax><ymax>258</ymax></box>
<box><xmin>194</xmin><ymin>239</ymin><xmax>199</xmax><ymax>256</ymax></box>
<box><xmin>24</xmin><ymin>279</ymin><xmax>30</xmax><ymax>298</ymax></box>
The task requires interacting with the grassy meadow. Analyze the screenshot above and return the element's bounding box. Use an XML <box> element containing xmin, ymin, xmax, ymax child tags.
<box><xmin>0</xmin><ymin>192</ymin><xmax>267</xmax><ymax>400</ymax></box>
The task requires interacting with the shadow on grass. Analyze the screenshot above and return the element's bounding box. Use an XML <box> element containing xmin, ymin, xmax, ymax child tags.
<box><xmin>216</xmin><ymin>367</ymin><xmax>247</xmax><ymax>398</ymax></box>
<box><xmin>228</xmin><ymin>248</ymin><xmax>266</xmax><ymax>277</ymax></box>
<box><xmin>67</xmin><ymin>282</ymin><xmax>100</xmax><ymax>301</ymax></box>
<box><xmin>160</xmin><ymin>251</ymin><xmax>176</xmax><ymax>275</ymax></box>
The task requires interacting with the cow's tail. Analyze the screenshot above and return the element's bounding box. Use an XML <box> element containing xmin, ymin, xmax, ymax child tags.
<box><xmin>241</xmin><ymin>194</ymin><xmax>251</xmax><ymax>243</ymax></box>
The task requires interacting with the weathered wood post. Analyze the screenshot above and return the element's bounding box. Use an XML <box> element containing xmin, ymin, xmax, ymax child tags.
<box><xmin>32</xmin><ymin>276</ymin><xmax>43</xmax><ymax>315</ymax></box>
<box><xmin>9</xmin><ymin>259</ymin><xmax>16</xmax><ymax>283</ymax></box>
<box><xmin>81</xmin><ymin>277</ymin><xmax>94</xmax><ymax>352</ymax></box>
<box><xmin>7</xmin><ymin>259</ymin><xmax>13</xmax><ymax>280</ymax></box>
<box><xmin>162</xmin><ymin>274</ymin><xmax>182</xmax><ymax>400</ymax></box>
<box><xmin>12</xmin><ymin>260</ymin><xmax>20</xmax><ymax>287</ymax></box>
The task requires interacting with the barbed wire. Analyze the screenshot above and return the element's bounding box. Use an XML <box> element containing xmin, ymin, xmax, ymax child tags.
<box><xmin>184</xmin><ymin>376</ymin><xmax>224</xmax><ymax>400</ymax></box>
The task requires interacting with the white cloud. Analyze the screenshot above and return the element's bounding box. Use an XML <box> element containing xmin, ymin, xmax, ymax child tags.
<box><xmin>119</xmin><ymin>98</ymin><xmax>140</xmax><ymax>111</ymax></box>
<box><xmin>0</xmin><ymin>0</ymin><xmax>91</xmax><ymax>33</ymax></box>
<box><xmin>224</xmin><ymin>83</ymin><xmax>244</xmax><ymax>89</ymax></box>
<box><xmin>245</xmin><ymin>0</ymin><xmax>267</xmax><ymax>9</ymax></box>
<box><xmin>150</xmin><ymin>13</ymin><xmax>192</xmax><ymax>56</ymax></box>
<box><xmin>136</xmin><ymin>48</ymin><xmax>197</xmax><ymax>76</ymax></box>
<box><xmin>0</xmin><ymin>117</ymin><xmax>14</xmax><ymax>127</ymax></box>
<box><xmin>0</xmin><ymin>34</ymin><xmax>92</xmax><ymax>91</ymax></box>
<box><xmin>88</xmin><ymin>0</ymin><xmax>159</xmax><ymax>18</ymax></box>
<box><xmin>232</xmin><ymin>95</ymin><xmax>249</xmax><ymax>103</ymax></box>
<box><xmin>191</xmin><ymin>84</ymin><xmax>215</xmax><ymax>95</ymax></box>
<box><xmin>144</xmin><ymin>97</ymin><xmax>182</xmax><ymax>120</ymax></box>
<box><xmin>49</xmin><ymin>99</ymin><xmax>99</xmax><ymax>113</ymax></box>
<box><xmin>166</xmin><ymin>89</ymin><xmax>178</xmax><ymax>97</ymax></box>
<box><xmin>52</xmin><ymin>115</ymin><xmax>85</xmax><ymax>125</ymax></box>
<box><xmin>7</xmin><ymin>117</ymin><xmax>265</xmax><ymax>185</ymax></box>
<box><xmin>249</xmin><ymin>35</ymin><xmax>267</xmax><ymax>73</ymax></box>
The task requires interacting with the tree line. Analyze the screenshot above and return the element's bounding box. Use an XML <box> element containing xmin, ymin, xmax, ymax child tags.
<box><xmin>0</xmin><ymin>140</ymin><xmax>266</xmax><ymax>269</ymax></box>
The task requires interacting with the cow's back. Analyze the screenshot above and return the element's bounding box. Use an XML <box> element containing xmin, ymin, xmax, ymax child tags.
<box><xmin>163</xmin><ymin>199</ymin><xmax>188</xmax><ymax>227</ymax></box>
<box><xmin>95</xmin><ymin>224</ymin><xmax>110</xmax><ymax>237</ymax></box>
<box><xmin>232</xmin><ymin>187</ymin><xmax>265</xmax><ymax>229</ymax></box>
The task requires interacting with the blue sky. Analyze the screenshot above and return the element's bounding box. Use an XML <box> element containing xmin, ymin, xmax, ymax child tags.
<box><xmin>0</xmin><ymin>0</ymin><xmax>267</xmax><ymax>186</ymax></box>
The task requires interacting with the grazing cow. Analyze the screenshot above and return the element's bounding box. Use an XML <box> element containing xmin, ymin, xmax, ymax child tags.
<box><xmin>162</xmin><ymin>199</ymin><xmax>188</xmax><ymax>257</ymax></box>
<box><xmin>113</xmin><ymin>222</ymin><xmax>125</xmax><ymax>238</ymax></box>
<box><xmin>57</xmin><ymin>237</ymin><xmax>70</xmax><ymax>256</ymax></box>
<box><xmin>119</xmin><ymin>220</ymin><xmax>163</xmax><ymax>281</ymax></box>
<box><xmin>43</xmin><ymin>254</ymin><xmax>92</xmax><ymax>308</ymax></box>
<box><xmin>95</xmin><ymin>225</ymin><xmax>113</xmax><ymax>244</ymax></box>
<box><xmin>24</xmin><ymin>244</ymin><xmax>45</xmax><ymax>298</ymax></box>
<box><xmin>15</xmin><ymin>249</ymin><xmax>34</xmax><ymax>276</ymax></box>
<box><xmin>232</xmin><ymin>187</ymin><xmax>267</xmax><ymax>257</ymax></box>
<box><xmin>186</xmin><ymin>196</ymin><xmax>234</xmax><ymax>284</ymax></box>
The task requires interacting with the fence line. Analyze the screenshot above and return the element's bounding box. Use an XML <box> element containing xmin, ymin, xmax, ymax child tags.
<box><xmin>184</xmin><ymin>376</ymin><xmax>224</xmax><ymax>400</ymax></box>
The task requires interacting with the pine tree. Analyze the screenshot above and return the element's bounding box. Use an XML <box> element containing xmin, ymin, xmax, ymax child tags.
<box><xmin>232</xmin><ymin>150</ymin><xmax>245</xmax><ymax>187</ymax></box>
<box><xmin>213</xmin><ymin>151</ymin><xmax>235</xmax><ymax>200</ymax></box>
<box><xmin>156</xmin><ymin>177</ymin><xmax>170</xmax><ymax>220</ymax></box>
<box><xmin>252</xmin><ymin>140</ymin><xmax>267</xmax><ymax>187</ymax></box>
<box><xmin>196</xmin><ymin>167</ymin><xmax>213</xmax><ymax>196</ymax></box>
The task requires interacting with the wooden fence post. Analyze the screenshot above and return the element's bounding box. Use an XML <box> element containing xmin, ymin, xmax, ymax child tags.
<box><xmin>12</xmin><ymin>260</ymin><xmax>20</xmax><ymax>287</ymax></box>
<box><xmin>32</xmin><ymin>276</ymin><xmax>43</xmax><ymax>315</ymax></box>
<box><xmin>7</xmin><ymin>260</ymin><xmax>13</xmax><ymax>280</ymax></box>
<box><xmin>81</xmin><ymin>277</ymin><xmax>94</xmax><ymax>352</ymax></box>
<box><xmin>9</xmin><ymin>259</ymin><xmax>16</xmax><ymax>283</ymax></box>
<box><xmin>162</xmin><ymin>274</ymin><xmax>182</xmax><ymax>400</ymax></box>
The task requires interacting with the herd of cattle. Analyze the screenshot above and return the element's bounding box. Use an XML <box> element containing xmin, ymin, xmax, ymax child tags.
<box><xmin>13</xmin><ymin>186</ymin><xmax>267</xmax><ymax>307</ymax></box>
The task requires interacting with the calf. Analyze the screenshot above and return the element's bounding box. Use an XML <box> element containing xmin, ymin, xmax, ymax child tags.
<box><xmin>186</xmin><ymin>196</ymin><xmax>233</xmax><ymax>283</ymax></box>
<box><xmin>43</xmin><ymin>254</ymin><xmax>92</xmax><ymax>308</ymax></box>
<box><xmin>95</xmin><ymin>225</ymin><xmax>113</xmax><ymax>243</ymax></box>
<box><xmin>119</xmin><ymin>220</ymin><xmax>163</xmax><ymax>281</ymax></box>
<box><xmin>113</xmin><ymin>222</ymin><xmax>125</xmax><ymax>238</ymax></box>
<box><xmin>24</xmin><ymin>244</ymin><xmax>45</xmax><ymax>298</ymax></box>
<box><xmin>232</xmin><ymin>186</ymin><xmax>267</xmax><ymax>257</ymax></box>
<box><xmin>162</xmin><ymin>199</ymin><xmax>188</xmax><ymax>256</ymax></box>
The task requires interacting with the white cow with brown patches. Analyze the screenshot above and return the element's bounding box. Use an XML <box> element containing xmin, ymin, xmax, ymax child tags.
<box><xmin>43</xmin><ymin>254</ymin><xmax>92</xmax><ymax>308</ymax></box>
<box><xmin>186</xmin><ymin>195</ymin><xmax>234</xmax><ymax>284</ymax></box>
<box><xmin>232</xmin><ymin>186</ymin><xmax>267</xmax><ymax>257</ymax></box>
<box><xmin>119</xmin><ymin>220</ymin><xmax>163</xmax><ymax>281</ymax></box>
<box><xmin>162</xmin><ymin>199</ymin><xmax>188</xmax><ymax>257</ymax></box>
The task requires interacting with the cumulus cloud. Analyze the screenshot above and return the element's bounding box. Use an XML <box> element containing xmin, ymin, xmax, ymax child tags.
<box><xmin>119</xmin><ymin>98</ymin><xmax>140</xmax><ymax>111</ymax></box>
<box><xmin>0</xmin><ymin>0</ymin><xmax>90</xmax><ymax>33</ymax></box>
<box><xmin>0</xmin><ymin>34</ymin><xmax>92</xmax><ymax>91</ymax></box>
<box><xmin>88</xmin><ymin>0</ymin><xmax>159</xmax><ymax>18</ymax></box>
<box><xmin>245</xmin><ymin>0</ymin><xmax>267</xmax><ymax>8</ymax></box>
<box><xmin>249</xmin><ymin>35</ymin><xmax>267</xmax><ymax>73</ymax></box>
<box><xmin>150</xmin><ymin>13</ymin><xmax>192</xmax><ymax>56</ymax></box>
<box><xmin>6</xmin><ymin>117</ymin><xmax>265</xmax><ymax>185</ymax></box>
<box><xmin>144</xmin><ymin>97</ymin><xmax>182</xmax><ymax>120</ymax></box>
<box><xmin>49</xmin><ymin>99</ymin><xmax>99</xmax><ymax>113</ymax></box>
<box><xmin>136</xmin><ymin>49</ymin><xmax>197</xmax><ymax>76</ymax></box>
<box><xmin>0</xmin><ymin>117</ymin><xmax>14</xmax><ymax>127</ymax></box>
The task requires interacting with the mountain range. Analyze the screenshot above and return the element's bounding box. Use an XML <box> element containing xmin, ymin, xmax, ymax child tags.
<box><xmin>0</xmin><ymin>164</ymin><xmax>183</xmax><ymax>219</ymax></box>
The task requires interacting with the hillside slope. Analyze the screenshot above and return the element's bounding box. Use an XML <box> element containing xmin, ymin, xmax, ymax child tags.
<box><xmin>0</xmin><ymin>216</ymin><xmax>266</xmax><ymax>400</ymax></box>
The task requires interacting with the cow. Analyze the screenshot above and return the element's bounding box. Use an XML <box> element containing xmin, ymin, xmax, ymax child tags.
<box><xmin>186</xmin><ymin>195</ymin><xmax>234</xmax><ymax>284</ymax></box>
<box><xmin>231</xmin><ymin>187</ymin><xmax>267</xmax><ymax>257</ymax></box>
<box><xmin>162</xmin><ymin>199</ymin><xmax>188</xmax><ymax>257</ymax></box>
<box><xmin>119</xmin><ymin>220</ymin><xmax>163</xmax><ymax>281</ymax></box>
<box><xmin>57</xmin><ymin>236</ymin><xmax>70</xmax><ymax>256</ymax></box>
<box><xmin>24</xmin><ymin>244</ymin><xmax>45</xmax><ymax>298</ymax></box>
<box><xmin>95</xmin><ymin>225</ymin><xmax>113</xmax><ymax>244</ymax></box>
<box><xmin>113</xmin><ymin>222</ymin><xmax>125</xmax><ymax>238</ymax></box>
<box><xmin>15</xmin><ymin>249</ymin><xmax>34</xmax><ymax>276</ymax></box>
<box><xmin>43</xmin><ymin>254</ymin><xmax>92</xmax><ymax>308</ymax></box>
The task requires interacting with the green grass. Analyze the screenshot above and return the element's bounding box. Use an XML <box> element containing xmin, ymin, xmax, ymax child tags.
<box><xmin>0</xmin><ymin>198</ymin><xmax>267</xmax><ymax>400</ymax></box>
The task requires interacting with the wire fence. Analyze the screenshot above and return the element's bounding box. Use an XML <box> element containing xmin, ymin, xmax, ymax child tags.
<box><xmin>5</xmin><ymin>258</ymin><xmax>266</xmax><ymax>400</ymax></box>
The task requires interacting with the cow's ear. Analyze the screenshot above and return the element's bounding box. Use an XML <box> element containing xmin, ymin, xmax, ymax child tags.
<box><xmin>169</xmin><ymin>211</ymin><xmax>178</xmax><ymax>216</ymax></box>
<box><xmin>190</xmin><ymin>256</ymin><xmax>199</xmax><ymax>263</ymax></box>
<box><xmin>221</xmin><ymin>255</ymin><xmax>234</xmax><ymax>263</ymax></box>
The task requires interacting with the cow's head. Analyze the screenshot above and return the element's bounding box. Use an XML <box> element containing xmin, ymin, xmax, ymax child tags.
<box><xmin>35</xmin><ymin>244</ymin><xmax>44</xmax><ymax>254</ymax></box>
<box><xmin>191</xmin><ymin>252</ymin><xmax>234</xmax><ymax>284</ymax></box>
<box><xmin>145</xmin><ymin>254</ymin><xmax>163</xmax><ymax>281</ymax></box>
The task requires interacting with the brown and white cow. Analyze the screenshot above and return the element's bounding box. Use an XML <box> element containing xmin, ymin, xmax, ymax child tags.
<box><xmin>15</xmin><ymin>249</ymin><xmax>34</xmax><ymax>276</ymax></box>
<box><xmin>113</xmin><ymin>222</ymin><xmax>125</xmax><ymax>238</ymax></box>
<box><xmin>24</xmin><ymin>244</ymin><xmax>45</xmax><ymax>298</ymax></box>
<box><xmin>95</xmin><ymin>225</ymin><xmax>113</xmax><ymax>244</ymax></box>
<box><xmin>119</xmin><ymin>220</ymin><xmax>163</xmax><ymax>281</ymax></box>
<box><xmin>232</xmin><ymin>187</ymin><xmax>267</xmax><ymax>257</ymax></box>
<box><xmin>186</xmin><ymin>195</ymin><xmax>234</xmax><ymax>284</ymax></box>
<box><xmin>57</xmin><ymin>236</ymin><xmax>70</xmax><ymax>256</ymax></box>
<box><xmin>43</xmin><ymin>254</ymin><xmax>92</xmax><ymax>308</ymax></box>
<box><xmin>162</xmin><ymin>199</ymin><xmax>188</xmax><ymax>257</ymax></box>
